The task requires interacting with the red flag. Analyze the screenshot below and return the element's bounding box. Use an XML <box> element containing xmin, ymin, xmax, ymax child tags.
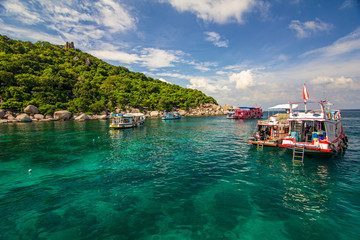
<box><xmin>303</xmin><ymin>83</ymin><xmax>309</xmax><ymax>100</ymax></box>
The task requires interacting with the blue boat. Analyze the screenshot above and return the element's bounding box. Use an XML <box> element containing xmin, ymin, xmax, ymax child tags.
<box><xmin>162</xmin><ymin>112</ymin><xmax>182</xmax><ymax>120</ymax></box>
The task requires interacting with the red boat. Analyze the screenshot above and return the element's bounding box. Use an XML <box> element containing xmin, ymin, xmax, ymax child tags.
<box><xmin>234</xmin><ymin>107</ymin><xmax>263</xmax><ymax>119</ymax></box>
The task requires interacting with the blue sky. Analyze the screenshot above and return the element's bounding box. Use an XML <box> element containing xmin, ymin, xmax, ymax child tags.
<box><xmin>1</xmin><ymin>0</ymin><xmax>360</xmax><ymax>109</ymax></box>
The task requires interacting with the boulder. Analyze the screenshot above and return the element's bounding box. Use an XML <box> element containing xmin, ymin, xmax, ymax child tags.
<box><xmin>16</xmin><ymin>114</ymin><xmax>32</xmax><ymax>122</ymax></box>
<box><xmin>0</xmin><ymin>109</ymin><xmax>5</xmax><ymax>119</ymax></box>
<box><xmin>75</xmin><ymin>113</ymin><xmax>90</xmax><ymax>121</ymax></box>
<box><xmin>54</xmin><ymin>110</ymin><xmax>72</xmax><ymax>120</ymax></box>
<box><xmin>130</xmin><ymin>108</ymin><xmax>140</xmax><ymax>113</ymax></box>
<box><xmin>24</xmin><ymin>105</ymin><xmax>39</xmax><ymax>114</ymax></box>
<box><xmin>149</xmin><ymin>111</ymin><xmax>159</xmax><ymax>117</ymax></box>
<box><xmin>5</xmin><ymin>113</ymin><xmax>15</xmax><ymax>120</ymax></box>
<box><xmin>33</xmin><ymin>114</ymin><xmax>44</xmax><ymax>120</ymax></box>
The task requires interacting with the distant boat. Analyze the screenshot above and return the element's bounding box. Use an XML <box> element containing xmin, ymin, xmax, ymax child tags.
<box><xmin>162</xmin><ymin>112</ymin><xmax>182</xmax><ymax>120</ymax></box>
<box><xmin>279</xmin><ymin>100</ymin><xmax>348</xmax><ymax>154</ymax></box>
<box><xmin>234</xmin><ymin>107</ymin><xmax>263</xmax><ymax>119</ymax></box>
<box><xmin>109</xmin><ymin>113</ymin><xmax>145</xmax><ymax>129</ymax></box>
<box><xmin>247</xmin><ymin>104</ymin><xmax>296</xmax><ymax>147</ymax></box>
<box><xmin>226</xmin><ymin>107</ymin><xmax>237</xmax><ymax>119</ymax></box>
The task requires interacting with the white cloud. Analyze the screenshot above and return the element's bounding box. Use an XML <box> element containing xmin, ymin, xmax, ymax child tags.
<box><xmin>229</xmin><ymin>70</ymin><xmax>255</xmax><ymax>89</ymax></box>
<box><xmin>88</xmin><ymin>50</ymin><xmax>141</xmax><ymax>64</ymax></box>
<box><xmin>339</xmin><ymin>0</ymin><xmax>353</xmax><ymax>9</ymax></box>
<box><xmin>95</xmin><ymin>0</ymin><xmax>136</xmax><ymax>32</ymax></box>
<box><xmin>204</xmin><ymin>32</ymin><xmax>229</xmax><ymax>47</ymax></box>
<box><xmin>186</xmin><ymin>77</ymin><xmax>229</xmax><ymax>93</ymax></box>
<box><xmin>289</xmin><ymin>18</ymin><xmax>332</xmax><ymax>38</ymax></box>
<box><xmin>2</xmin><ymin>0</ymin><xmax>42</xmax><ymax>24</ymax></box>
<box><xmin>140</xmin><ymin>48</ymin><xmax>183</xmax><ymax>69</ymax></box>
<box><xmin>159</xmin><ymin>78</ymin><xmax>171</xmax><ymax>84</ymax></box>
<box><xmin>301</xmin><ymin>27</ymin><xmax>360</xmax><ymax>57</ymax></box>
<box><xmin>89</xmin><ymin>47</ymin><xmax>184</xmax><ymax>69</ymax></box>
<box><xmin>157</xmin><ymin>72</ymin><xmax>193</xmax><ymax>80</ymax></box>
<box><xmin>310</xmin><ymin>76</ymin><xmax>354</xmax><ymax>88</ymax></box>
<box><xmin>0</xmin><ymin>24</ymin><xmax>64</xmax><ymax>44</ymax></box>
<box><xmin>163</xmin><ymin>0</ymin><xmax>255</xmax><ymax>24</ymax></box>
<box><xmin>0</xmin><ymin>0</ymin><xmax>136</xmax><ymax>45</ymax></box>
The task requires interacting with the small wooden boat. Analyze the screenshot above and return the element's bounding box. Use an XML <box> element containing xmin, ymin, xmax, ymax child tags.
<box><xmin>162</xmin><ymin>112</ymin><xmax>181</xmax><ymax>120</ymax></box>
<box><xmin>247</xmin><ymin>104</ymin><xmax>294</xmax><ymax>147</ymax></box>
<box><xmin>109</xmin><ymin>113</ymin><xmax>145</xmax><ymax>129</ymax></box>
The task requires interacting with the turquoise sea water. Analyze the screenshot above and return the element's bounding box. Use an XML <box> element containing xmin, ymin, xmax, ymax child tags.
<box><xmin>0</xmin><ymin>111</ymin><xmax>359</xmax><ymax>240</ymax></box>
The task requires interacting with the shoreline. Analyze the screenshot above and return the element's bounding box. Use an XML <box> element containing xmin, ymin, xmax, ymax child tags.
<box><xmin>0</xmin><ymin>103</ymin><xmax>233</xmax><ymax>124</ymax></box>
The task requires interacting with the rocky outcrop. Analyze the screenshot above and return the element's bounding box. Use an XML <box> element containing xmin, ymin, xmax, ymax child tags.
<box><xmin>24</xmin><ymin>105</ymin><xmax>39</xmax><ymax>115</ymax></box>
<box><xmin>0</xmin><ymin>103</ymin><xmax>233</xmax><ymax>125</ymax></box>
<box><xmin>64</xmin><ymin>42</ymin><xmax>74</xmax><ymax>49</ymax></box>
<box><xmin>54</xmin><ymin>110</ymin><xmax>72</xmax><ymax>120</ymax></box>
<box><xmin>85</xmin><ymin>57</ymin><xmax>91</xmax><ymax>66</ymax></box>
<box><xmin>175</xmin><ymin>103</ymin><xmax>228</xmax><ymax>117</ymax></box>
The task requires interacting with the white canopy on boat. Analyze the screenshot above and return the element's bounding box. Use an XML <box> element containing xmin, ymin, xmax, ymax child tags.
<box><xmin>268</xmin><ymin>104</ymin><xmax>298</xmax><ymax>110</ymax></box>
<box><xmin>123</xmin><ymin>113</ymin><xmax>145</xmax><ymax>117</ymax></box>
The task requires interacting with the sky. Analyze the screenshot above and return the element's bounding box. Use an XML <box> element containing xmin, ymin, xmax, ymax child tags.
<box><xmin>1</xmin><ymin>0</ymin><xmax>360</xmax><ymax>109</ymax></box>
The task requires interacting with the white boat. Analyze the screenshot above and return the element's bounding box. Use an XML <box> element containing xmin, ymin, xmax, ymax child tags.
<box><xmin>109</xmin><ymin>113</ymin><xmax>145</xmax><ymax>129</ymax></box>
<box><xmin>247</xmin><ymin>104</ymin><xmax>296</xmax><ymax>147</ymax></box>
<box><xmin>279</xmin><ymin>100</ymin><xmax>348</xmax><ymax>153</ymax></box>
<box><xmin>162</xmin><ymin>112</ymin><xmax>181</xmax><ymax>120</ymax></box>
<box><xmin>226</xmin><ymin>107</ymin><xmax>237</xmax><ymax>119</ymax></box>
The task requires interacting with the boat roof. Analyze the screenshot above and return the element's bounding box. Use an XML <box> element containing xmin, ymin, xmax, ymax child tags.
<box><xmin>238</xmin><ymin>107</ymin><xmax>261</xmax><ymax>109</ymax></box>
<box><xmin>268</xmin><ymin>104</ymin><xmax>298</xmax><ymax>110</ymax></box>
<box><xmin>123</xmin><ymin>113</ymin><xmax>145</xmax><ymax>117</ymax></box>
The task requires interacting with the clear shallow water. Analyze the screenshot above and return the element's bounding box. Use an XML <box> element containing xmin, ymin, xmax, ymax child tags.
<box><xmin>0</xmin><ymin>111</ymin><xmax>359</xmax><ymax>240</ymax></box>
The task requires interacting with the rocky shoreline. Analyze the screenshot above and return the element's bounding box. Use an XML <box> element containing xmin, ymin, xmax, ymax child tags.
<box><xmin>0</xmin><ymin>104</ymin><xmax>233</xmax><ymax>124</ymax></box>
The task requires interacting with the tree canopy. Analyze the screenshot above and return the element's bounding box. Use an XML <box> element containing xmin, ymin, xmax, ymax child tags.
<box><xmin>0</xmin><ymin>35</ymin><xmax>217</xmax><ymax>115</ymax></box>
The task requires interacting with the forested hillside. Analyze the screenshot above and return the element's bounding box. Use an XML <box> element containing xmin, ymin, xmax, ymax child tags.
<box><xmin>0</xmin><ymin>35</ymin><xmax>217</xmax><ymax>115</ymax></box>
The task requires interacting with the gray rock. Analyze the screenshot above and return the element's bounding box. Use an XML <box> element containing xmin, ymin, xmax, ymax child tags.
<box><xmin>54</xmin><ymin>110</ymin><xmax>72</xmax><ymax>120</ymax></box>
<box><xmin>16</xmin><ymin>114</ymin><xmax>32</xmax><ymax>122</ymax></box>
<box><xmin>24</xmin><ymin>105</ymin><xmax>39</xmax><ymax>114</ymax></box>
<box><xmin>33</xmin><ymin>114</ymin><xmax>44</xmax><ymax>120</ymax></box>
<box><xmin>75</xmin><ymin>113</ymin><xmax>90</xmax><ymax>121</ymax></box>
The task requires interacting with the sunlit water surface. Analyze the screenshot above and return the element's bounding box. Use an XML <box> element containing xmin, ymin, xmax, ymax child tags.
<box><xmin>1</xmin><ymin>111</ymin><xmax>359</xmax><ymax>239</ymax></box>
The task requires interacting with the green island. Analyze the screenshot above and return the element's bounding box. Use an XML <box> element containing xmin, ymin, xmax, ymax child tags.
<box><xmin>0</xmin><ymin>35</ymin><xmax>222</xmax><ymax>120</ymax></box>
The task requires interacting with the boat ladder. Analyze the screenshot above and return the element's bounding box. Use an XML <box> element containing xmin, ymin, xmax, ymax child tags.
<box><xmin>292</xmin><ymin>144</ymin><xmax>305</xmax><ymax>165</ymax></box>
<box><xmin>257</xmin><ymin>142</ymin><xmax>264</xmax><ymax>150</ymax></box>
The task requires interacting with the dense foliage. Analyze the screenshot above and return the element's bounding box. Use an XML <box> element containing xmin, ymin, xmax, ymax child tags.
<box><xmin>0</xmin><ymin>35</ymin><xmax>217</xmax><ymax>115</ymax></box>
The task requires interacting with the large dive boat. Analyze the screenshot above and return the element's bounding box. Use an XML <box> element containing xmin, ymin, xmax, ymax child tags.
<box><xmin>247</xmin><ymin>104</ymin><xmax>296</xmax><ymax>147</ymax></box>
<box><xmin>234</xmin><ymin>107</ymin><xmax>263</xmax><ymax>119</ymax></box>
<box><xmin>110</xmin><ymin>113</ymin><xmax>145</xmax><ymax>129</ymax></box>
<box><xmin>279</xmin><ymin>100</ymin><xmax>348</xmax><ymax>153</ymax></box>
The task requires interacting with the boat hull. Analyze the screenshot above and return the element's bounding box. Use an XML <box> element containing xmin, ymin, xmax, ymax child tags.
<box><xmin>162</xmin><ymin>116</ymin><xmax>181</xmax><ymax>120</ymax></box>
<box><xmin>247</xmin><ymin>139</ymin><xmax>279</xmax><ymax>147</ymax></box>
<box><xmin>110</xmin><ymin>123</ymin><xmax>141</xmax><ymax>129</ymax></box>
